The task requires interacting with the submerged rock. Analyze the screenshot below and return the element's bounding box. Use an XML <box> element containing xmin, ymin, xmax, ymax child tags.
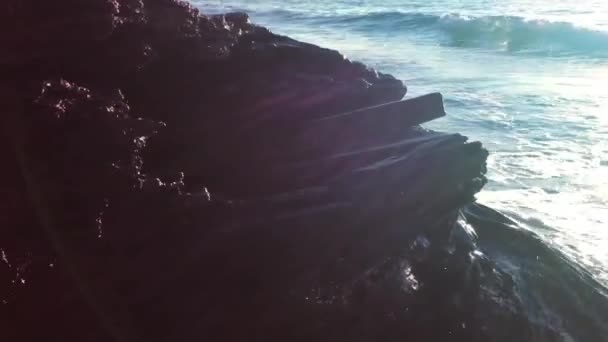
<box><xmin>1</xmin><ymin>1</ymin><xmax>607</xmax><ymax>342</ymax></box>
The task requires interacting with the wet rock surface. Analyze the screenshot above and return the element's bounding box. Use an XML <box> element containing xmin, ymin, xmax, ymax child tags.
<box><xmin>1</xmin><ymin>1</ymin><xmax>607</xmax><ymax>341</ymax></box>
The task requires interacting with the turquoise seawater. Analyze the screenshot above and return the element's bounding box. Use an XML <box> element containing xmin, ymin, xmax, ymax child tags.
<box><xmin>195</xmin><ymin>0</ymin><xmax>608</xmax><ymax>286</ymax></box>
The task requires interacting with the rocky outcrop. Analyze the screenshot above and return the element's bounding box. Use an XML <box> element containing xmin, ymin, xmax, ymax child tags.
<box><xmin>2</xmin><ymin>1</ymin><xmax>607</xmax><ymax>342</ymax></box>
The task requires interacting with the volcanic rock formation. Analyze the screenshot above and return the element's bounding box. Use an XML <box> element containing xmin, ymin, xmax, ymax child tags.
<box><xmin>2</xmin><ymin>1</ymin><xmax>607</xmax><ymax>342</ymax></box>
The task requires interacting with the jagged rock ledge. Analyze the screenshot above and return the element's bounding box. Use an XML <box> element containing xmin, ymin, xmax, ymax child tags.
<box><xmin>2</xmin><ymin>1</ymin><xmax>607</xmax><ymax>342</ymax></box>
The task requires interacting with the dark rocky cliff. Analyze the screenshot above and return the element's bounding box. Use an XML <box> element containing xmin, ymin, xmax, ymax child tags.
<box><xmin>2</xmin><ymin>1</ymin><xmax>607</xmax><ymax>341</ymax></box>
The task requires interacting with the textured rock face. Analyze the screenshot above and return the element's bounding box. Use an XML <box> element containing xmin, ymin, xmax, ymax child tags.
<box><xmin>2</xmin><ymin>1</ymin><xmax>607</xmax><ymax>342</ymax></box>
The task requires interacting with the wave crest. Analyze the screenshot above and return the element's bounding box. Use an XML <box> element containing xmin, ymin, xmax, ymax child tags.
<box><xmin>261</xmin><ymin>9</ymin><xmax>608</xmax><ymax>57</ymax></box>
<box><xmin>434</xmin><ymin>14</ymin><xmax>608</xmax><ymax>56</ymax></box>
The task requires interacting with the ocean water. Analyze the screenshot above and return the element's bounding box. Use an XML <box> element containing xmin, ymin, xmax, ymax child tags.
<box><xmin>195</xmin><ymin>0</ymin><xmax>608</xmax><ymax>286</ymax></box>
